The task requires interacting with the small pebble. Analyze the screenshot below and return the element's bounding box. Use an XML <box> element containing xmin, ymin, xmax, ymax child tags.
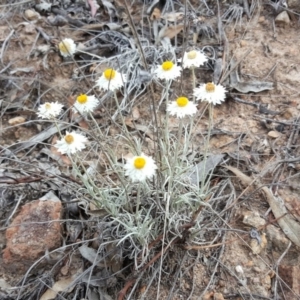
<box><xmin>268</xmin><ymin>130</ymin><xmax>281</xmax><ymax>139</ymax></box>
<box><xmin>8</xmin><ymin>116</ymin><xmax>26</xmax><ymax>125</ymax></box>
<box><xmin>24</xmin><ymin>9</ymin><xmax>40</xmax><ymax>21</ymax></box>
<box><xmin>275</xmin><ymin>11</ymin><xmax>290</xmax><ymax>26</ymax></box>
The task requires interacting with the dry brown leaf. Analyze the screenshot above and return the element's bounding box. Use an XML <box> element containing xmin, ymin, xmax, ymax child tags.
<box><xmin>85</xmin><ymin>0</ymin><xmax>99</xmax><ymax>17</ymax></box>
<box><xmin>158</xmin><ymin>24</ymin><xmax>184</xmax><ymax>40</ymax></box>
<box><xmin>150</xmin><ymin>7</ymin><xmax>162</xmax><ymax>20</ymax></box>
<box><xmin>131</xmin><ymin>106</ymin><xmax>140</xmax><ymax>120</ymax></box>
<box><xmin>40</xmin><ymin>276</ymin><xmax>76</xmax><ymax>300</ymax></box>
<box><xmin>126</xmin><ymin>122</ymin><xmax>155</xmax><ymax>140</ymax></box>
<box><xmin>161</xmin><ymin>12</ymin><xmax>184</xmax><ymax>22</ymax></box>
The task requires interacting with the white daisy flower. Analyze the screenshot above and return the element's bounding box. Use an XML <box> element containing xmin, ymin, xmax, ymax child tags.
<box><xmin>73</xmin><ymin>94</ymin><xmax>99</xmax><ymax>114</ymax></box>
<box><xmin>58</xmin><ymin>38</ymin><xmax>76</xmax><ymax>57</ymax></box>
<box><xmin>96</xmin><ymin>68</ymin><xmax>127</xmax><ymax>91</ymax></box>
<box><xmin>154</xmin><ymin>61</ymin><xmax>181</xmax><ymax>81</ymax></box>
<box><xmin>124</xmin><ymin>153</ymin><xmax>157</xmax><ymax>182</ymax></box>
<box><xmin>37</xmin><ymin>102</ymin><xmax>63</xmax><ymax>119</ymax></box>
<box><xmin>179</xmin><ymin>50</ymin><xmax>208</xmax><ymax>69</ymax></box>
<box><xmin>55</xmin><ymin>131</ymin><xmax>87</xmax><ymax>155</ymax></box>
<box><xmin>167</xmin><ymin>96</ymin><xmax>197</xmax><ymax>118</ymax></box>
<box><xmin>193</xmin><ymin>82</ymin><xmax>227</xmax><ymax>105</ymax></box>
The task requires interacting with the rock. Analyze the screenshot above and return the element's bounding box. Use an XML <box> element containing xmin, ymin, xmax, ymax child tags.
<box><xmin>24</xmin><ymin>9</ymin><xmax>40</xmax><ymax>21</ymax></box>
<box><xmin>250</xmin><ymin>233</ymin><xmax>267</xmax><ymax>254</ymax></box>
<box><xmin>288</xmin><ymin>0</ymin><xmax>300</xmax><ymax>10</ymax></box>
<box><xmin>266</xmin><ymin>224</ymin><xmax>290</xmax><ymax>252</ymax></box>
<box><xmin>3</xmin><ymin>192</ymin><xmax>62</xmax><ymax>273</ymax></box>
<box><xmin>8</xmin><ymin>116</ymin><xmax>26</xmax><ymax>125</ymax></box>
<box><xmin>240</xmin><ymin>40</ymin><xmax>247</xmax><ymax>47</ymax></box>
<box><xmin>282</xmin><ymin>107</ymin><xmax>296</xmax><ymax>119</ymax></box>
<box><xmin>268</xmin><ymin>130</ymin><xmax>281</xmax><ymax>139</ymax></box>
<box><xmin>213</xmin><ymin>293</ymin><xmax>225</xmax><ymax>300</ymax></box>
<box><xmin>279</xmin><ymin>265</ymin><xmax>300</xmax><ymax>294</ymax></box>
<box><xmin>275</xmin><ymin>11</ymin><xmax>290</xmax><ymax>26</ymax></box>
<box><xmin>243</xmin><ymin>211</ymin><xmax>266</xmax><ymax>228</ymax></box>
<box><xmin>262</xmin><ymin>275</ymin><xmax>271</xmax><ymax>290</ymax></box>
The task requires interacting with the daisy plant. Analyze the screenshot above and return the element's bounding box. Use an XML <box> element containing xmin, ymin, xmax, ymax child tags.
<box><xmin>58</xmin><ymin>38</ymin><xmax>76</xmax><ymax>57</ymax></box>
<box><xmin>33</xmin><ymin>36</ymin><xmax>232</xmax><ymax>291</ymax></box>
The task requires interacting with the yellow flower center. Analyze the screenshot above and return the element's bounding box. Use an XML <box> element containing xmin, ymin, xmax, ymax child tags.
<box><xmin>162</xmin><ymin>61</ymin><xmax>174</xmax><ymax>71</ymax></box>
<box><xmin>59</xmin><ymin>41</ymin><xmax>70</xmax><ymax>53</ymax></box>
<box><xmin>45</xmin><ymin>102</ymin><xmax>51</xmax><ymax>110</ymax></box>
<box><xmin>104</xmin><ymin>69</ymin><xmax>116</xmax><ymax>80</ymax></box>
<box><xmin>77</xmin><ymin>94</ymin><xmax>88</xmax><ymax>104</ymax></box>
<box><xmin>134</xmin><ymin>157</ymin><xmax>146</xmax><ymax>169</ymax></box>
<box><xmin>176</xmin><ymin>97</ymin><xmax>189</xmax><ymax>107</ymax></box>
<box><xmin>205</xmin><ymin>82</ymin><xmax>216</xmax><ymax>93</ymax></box>
<box><xmin>187</xmin><ymin>50</ymin><xmax>197</xmax><ymax>60</ymax></box>
<box><xmin>64</xmin><ymin>134</ymin><xmax>74</xmax><ymax>144</ymax></box>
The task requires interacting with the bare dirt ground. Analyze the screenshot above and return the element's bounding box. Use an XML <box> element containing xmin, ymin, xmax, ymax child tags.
<box><xmin>1</xmin><ymin>0</ymin><xmax>300</xmax><ymax>299</ymax></box>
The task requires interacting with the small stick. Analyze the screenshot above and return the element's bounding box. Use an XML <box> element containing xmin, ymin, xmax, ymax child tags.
<box><xmin>0</xmin><ymin>29</ymin><xmax>14</xmax><ymax>65</ymax></box>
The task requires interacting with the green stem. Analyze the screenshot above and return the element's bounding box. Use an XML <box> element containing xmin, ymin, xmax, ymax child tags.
<box><xmin>136</xmin><ymin>182</ymin><xmax>141</xmax><ymax>216</ymax></box>
<box><xmin>192</xmin><ymin>67</ymin><xmax>196</xmax><ymax>103</ymax></box>
<box><xmin>164</xmin><ymin>80</ymin><xmax>171</xmax><ymax>153</ymax></box>
<box><xmin>201</xmin><ymin>103</ymin><xmax>213</xmax><ymax>191</ymax></box>
<box><xmin>113</xmin><ymin>91</ymin><xmax>138</xmax><ymax>153</ymax></box>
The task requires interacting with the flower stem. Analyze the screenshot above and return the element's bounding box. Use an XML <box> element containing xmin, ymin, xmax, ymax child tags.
<box><xmin>192</xmin><ymin>67</ymin><xmax>196</xmax><ymax>103</ymax></box>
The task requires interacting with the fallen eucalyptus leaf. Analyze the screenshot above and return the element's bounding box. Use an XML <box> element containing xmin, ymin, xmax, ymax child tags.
<box><xmin>79</xmin><ymin>244</ymin><xmax>98</xmax><ymax>264</ymax></box>
<box><xmin>230</xmin><ymin>60</ymin><xmax>273</xmax><ymax>93</ymax></box>
<box><xmin>101</xmin><ymin>0</ymin><xmax>117</xmax><ymax>20</ymax></box>
<box><xmin>161</xmin><ymin>12</ymin><xmax>184</xmax><ymax>22</ymax></box>
<box><xmin>86</xmin><ymin>0</ymin><xmax>100</xmax><ymax>17</ymax></box>
<box><xmin>183</xmin><ymin>154</ymin><xmax>225</xmax><ymax>185</ymax></box>
<box><xmin>158</xmin><ymin>24</ymin><xmax>184</xmax><ymax>41</ymax></box>
<box><xmin>35</xmin><ymin>2</ymin><xmax>52</xmax><ymax>13</ymax></box>
<box><xmin>213</xmin><ymin>58</ymin><xmax>223</xmax><ymax>84</ymax></box>
<box><xmin>40</xmin><ymin>275</ymin><xmax>77</xmax><ymax>300</ymax></box>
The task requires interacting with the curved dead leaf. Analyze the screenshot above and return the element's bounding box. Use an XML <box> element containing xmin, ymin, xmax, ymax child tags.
<box><xmin>40</xmin><ymin>274</ymin><xmax>77</xmax><ymax>300</ymax></box>
<box><xmin>158</xmin><ymin>24</ymin><xmax>184</xmax><ymax>40</ymax></box>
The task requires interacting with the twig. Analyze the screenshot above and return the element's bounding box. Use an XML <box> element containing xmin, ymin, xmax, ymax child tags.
<box><xmin>220</xmin><ymin>48</ymin><xmax>252</xmax><ymax>84</ymax></box>
<box><xmin>243</xmin><ymin>0</ymin><xmax>251</xmax><ymax>18</ymax></box>
<box><xmin>253</xmin><ymin>114</ymin><xmax>300</xmax><ymax>126</ymax></box>
<box><xmin>4</xmin><ymin>194</ymin><xmax>24</xmax><ymax>227</ymax></box>
<box><xmin>0</xmin><ymin>0</ymin><xmax>33</xmax><ymax>7</ymax></box>
<box><xmin>273</xmin><ymin>241</ymin><xmax>292</xmax><ymax>300</ymax></box>
<box><xmin>0</xmin><ymin>29</ymin><xmax>15</xmax><ymax>65</ymax></box>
